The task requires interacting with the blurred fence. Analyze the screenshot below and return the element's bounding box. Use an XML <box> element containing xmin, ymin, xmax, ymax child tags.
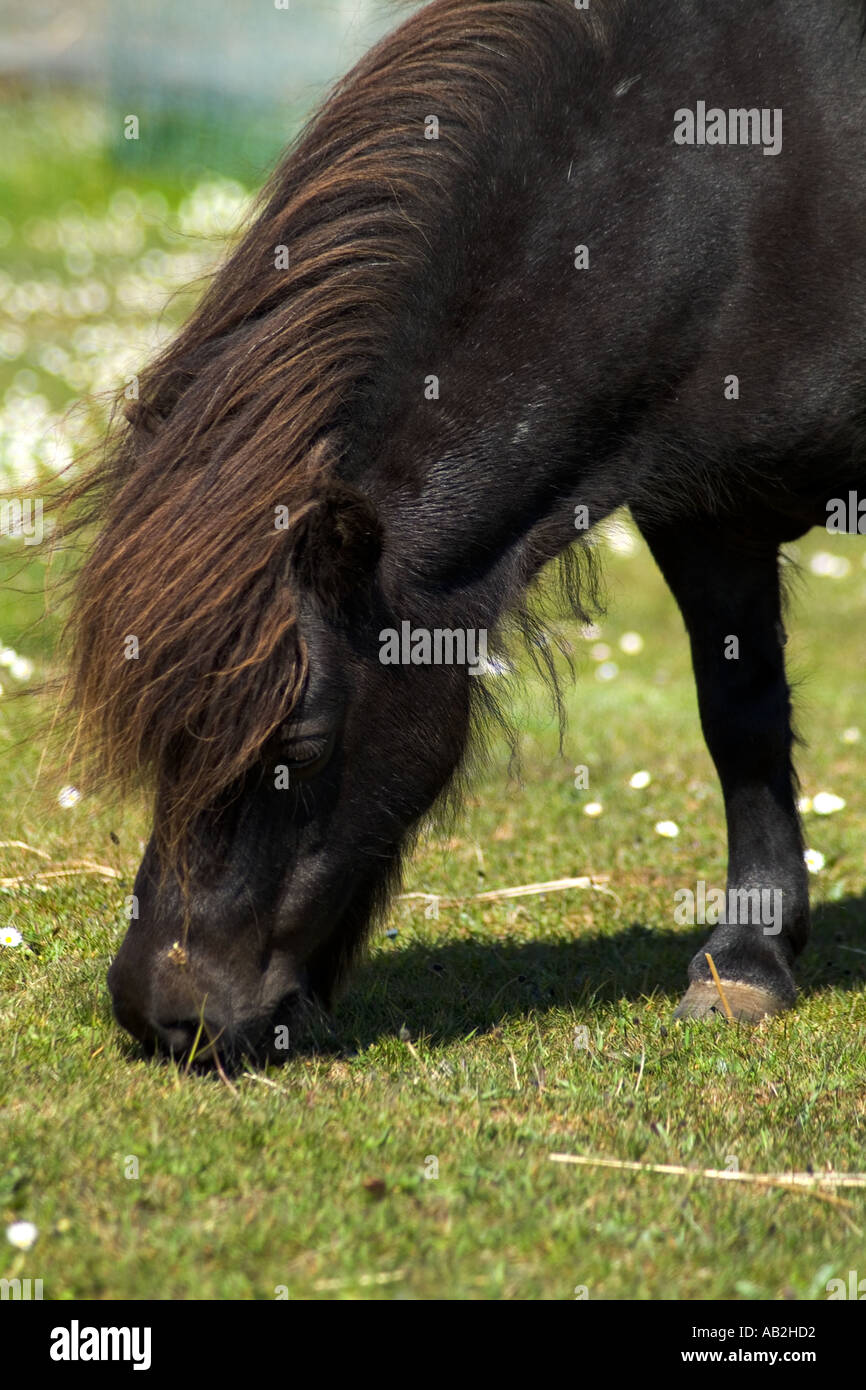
<box><xmin>0</xmin><ymin>1</ymin><xmax>421</xmax><ymax>177</ymax></box>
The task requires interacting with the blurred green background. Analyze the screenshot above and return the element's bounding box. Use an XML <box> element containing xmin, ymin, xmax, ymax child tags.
<box><xmin>0</xmin><ymin>0</ymin><xmax>422</xmax><ymax>485</ymax></box>
<box><xmin>0</xmin><ymin>0</ymin><xmax>421</xmax><ymax>656</ymax></box>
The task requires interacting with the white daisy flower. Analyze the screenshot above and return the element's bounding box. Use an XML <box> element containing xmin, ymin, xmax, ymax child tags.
<box><xmin>583</xmin><ymin>802</ymin><xmax>604</xmax><ymax>818</ymax></box>
<box><xmin>809</xmin><ymin>552</ymin><xmax>851</xmax><ymax>579</ymax></box>
<box><xmin>6</xmin><ymin>1221</ymin><xmax>37</xmax><ymax>1250</ymax></box>
<box><xmin>804</xmin><ymin>849</ymin><xmax>825</xmax><ymax>874</ymax></box>
<box><xmin>655</xmin><ymin>820</ymin><xmax>679</xmax><ymax>838</ymax></box>
<box><xmin>813</xmin><ymin>792</ymin><xmax>846</xmax><ymax>816</ymax></box>
<box><xmin>629</xmin><ymin>770</ymin><xmax>651</xmax><ymax>789</ymax></box>
<box><xmin>9</xmin><ymin>656</ymin><xmax>33</xmax><ymax>681</ymax></box>
<box><xmin>605</xmin><ymin>520</ymin><xmax>637</xmax><ymax>555</ymax></box>
<box><xmin>471</xmin><ymin>654</ymin><xmax>511</xmax><ymax>677</ymax></box>
<box><xmin>619</xmin><ymin>631</ymin><xmax>644</xmax><ymax>655</ymax></box>
<box><xmin>596</xmin><ymin>662</ymin><xmax>619</xmax><ymax>682</ymax></box>
<box><xmin>0</xmin><ymin>926</ymin><xmax>22</xmax><ymax>947</ymax></box>
<box><xmin>841</xmin><ymin>727</ymin><xmax>861</xmax><ymax>744</ymax></box>
<box><xmin>58</xmin><ymin>785</ymin><xmax>82</xmax><ymax>809</ymax></box>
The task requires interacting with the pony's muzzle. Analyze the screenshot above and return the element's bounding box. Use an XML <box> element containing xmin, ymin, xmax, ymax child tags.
<box><xmin>109</xmin><ymin>943</ymin><xmax>311</xmax><ymax>1066</ymax></box>
<box><xmin>147</xmin><ymin>993</ymin><xmax>309</xmax><ymax>1067</ymax></box>
<box><xmin>108</xmin><ymin>945</ymin><xmax>229</xmax><ymax>1061</ymax></box>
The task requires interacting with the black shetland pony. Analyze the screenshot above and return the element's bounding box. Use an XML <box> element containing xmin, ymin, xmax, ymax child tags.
<box><xmin>66</xmin><ymin>0</ymin><xmax>866</xmax><ymax>1062</ymax></box>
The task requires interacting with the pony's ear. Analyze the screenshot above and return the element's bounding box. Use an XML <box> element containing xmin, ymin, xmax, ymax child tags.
<box><xmin>290</xmin><ymin>481</ymin><xmax>383</xmax><ymax>608</ymax></box>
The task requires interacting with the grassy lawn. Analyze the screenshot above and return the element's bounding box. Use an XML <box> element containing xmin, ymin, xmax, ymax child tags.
<box><xmin>1</xmin><ymin>94</ymin><xmax>865</xmax><ymax>1302</ymax></box>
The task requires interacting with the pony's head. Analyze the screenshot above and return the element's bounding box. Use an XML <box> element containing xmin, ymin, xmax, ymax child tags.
<box><xmin>99</xmin><ymin>456</ymin><xmax>475</xmax><ymax>1064</ymax></box>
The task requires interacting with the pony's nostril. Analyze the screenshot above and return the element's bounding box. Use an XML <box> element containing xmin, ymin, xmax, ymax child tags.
<box><xmin>152</xmin><ymin>1018</ymin><xmax>213</xmax><ymax>1057</ymax></box>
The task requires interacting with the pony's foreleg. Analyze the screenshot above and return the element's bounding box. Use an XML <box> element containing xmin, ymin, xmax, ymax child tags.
<box><xmin>632</xmin><ymin>515</ymin><xmax>809</xmax><ymax>1021</ymax></box>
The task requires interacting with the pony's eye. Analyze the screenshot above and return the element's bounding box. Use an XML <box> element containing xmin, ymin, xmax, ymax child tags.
<box><xmin>280</xmin><ymin>728</ymin><xmax>337</xmax><ymax>778</ymax></box>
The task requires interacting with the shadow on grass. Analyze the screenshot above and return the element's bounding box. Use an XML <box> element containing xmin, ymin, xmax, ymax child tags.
<box><xmin>329</xmin><ymin>896</ymin><xmax>866</xmax><ymax>1051</ymax></box>
<box><xmin>104</xmin><ymin>896</ymin><xmax>866</xmax><ymax>1070</ymax></box>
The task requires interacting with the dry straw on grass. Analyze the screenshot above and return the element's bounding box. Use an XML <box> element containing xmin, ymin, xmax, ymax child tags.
<box><xmin>0</xmin><ymin>839</ymin><xmax>120</xmax><ymax>888</ymax></box>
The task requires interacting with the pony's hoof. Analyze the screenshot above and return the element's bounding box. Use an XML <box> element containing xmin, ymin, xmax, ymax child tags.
<box><xmin>673</xmin><ymin>980</ymin><xmax>791</xmax><ymax>1023</ymax></box>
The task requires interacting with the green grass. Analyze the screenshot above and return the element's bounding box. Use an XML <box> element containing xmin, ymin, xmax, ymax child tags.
<box><xmin>1</xmin><ymin>93</ymin><xmax>865</xmax><ymax>1302</ymax></box>
<box><xmin>2</xmin><ymin>524</ymin><xmax>866</xmax><ymax>1301</ymax></box>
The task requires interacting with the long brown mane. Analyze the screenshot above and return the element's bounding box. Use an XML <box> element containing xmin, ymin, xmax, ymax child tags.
<box><xmin>59</xmin><ymin>0</ymin><xmax>621</xmax><ymax>858</ymax></box>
